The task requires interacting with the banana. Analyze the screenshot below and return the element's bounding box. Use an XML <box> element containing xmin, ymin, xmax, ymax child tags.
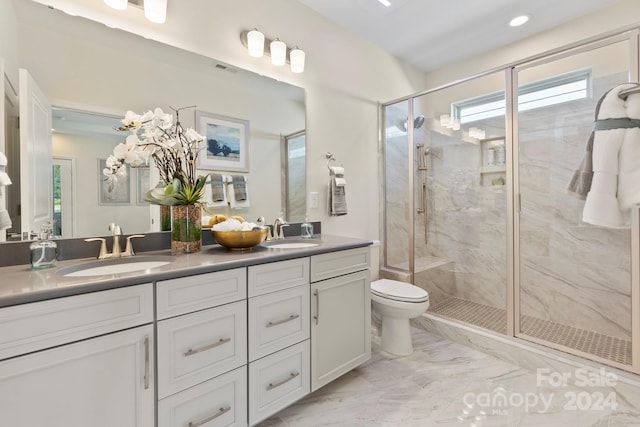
<box><xmin>208</xmin><ymin>214</ymin><xmax>227</xmax><ymax>227</ymax></box>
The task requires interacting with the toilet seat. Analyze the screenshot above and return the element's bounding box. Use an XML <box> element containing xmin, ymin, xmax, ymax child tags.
<box><xmin>371</xmin><ymin>279</ymin><xmax>429</xmax><ymax>303</ymax></box>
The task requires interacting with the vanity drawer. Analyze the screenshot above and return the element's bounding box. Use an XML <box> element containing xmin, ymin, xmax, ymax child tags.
<box><xmin>248</xmin><ymin>285</ymin><xmax>310</xmax><ymax>361</ymax></box>
<box><xmin>310</xmin><ymin>247</ymin><xmax>370</xmax><ymax>283</ymax></box>
<box><xmin>0</xmin><ymin>284</ymin><xmax>153</xmax><ymax>361</ymax></box>
<box><xmin>248</xmin><ymin>258</ymin><xmax>309</xmax><ymax>297</ymax></box>
<box><xmin>158</xmin><ymin>366</ymin><xmax>247</xmax><ymax>427</ymax></box>
<box><xmin>157</xmin><ymin>300</ymin><xmax>247</xmax><ymax>399</ymax></box>
<box><xmin>156</xmin><ymin>268</ymin><xmax>246</xmax><ymax>320</ymax></box>
<box><xmin>249</xmin><ymin>340</ymin><xmax>310</xmax><ymax>426</ymax></box>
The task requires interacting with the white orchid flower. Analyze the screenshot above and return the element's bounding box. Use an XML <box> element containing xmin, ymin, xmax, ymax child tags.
<box><xmin>113</xmin><ymin>143</ymin><xmax>129</xmax><ymax>160</ymax></box>
<box><xmin>186</xmin><ymin>128</ymin><xmax>204</xmax><ymax>142</ymax></box>
<box><xmin>106</xmin><ymin>155</ymin><xmax>123</xmax><ymax>169</ymax></box>
<box><xmin>122</xmin><ymin>110</ymin><xmax>141</xmax><ymax>128</ymax></box>
<box><xmin>125</xmin><ymin>134</ymin><xmax>140</xmax><ymax>148</ymax></box>
<box><xmin>140</xmin><ymin>110</ymin><xmax>154</xmax><ymax>124</ymax></box>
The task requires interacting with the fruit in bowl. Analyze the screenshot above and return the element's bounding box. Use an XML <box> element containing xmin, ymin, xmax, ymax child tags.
<box><xmin>211</xmin><ymin>219</ymin><xmax>268</xmax><ymax>251</ymax></box>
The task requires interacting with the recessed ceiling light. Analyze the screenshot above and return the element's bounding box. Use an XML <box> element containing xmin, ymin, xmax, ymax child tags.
<box><xmin>377</xmin><ymin>0</ymin><xmax>391</xmax><ymax>7</ymax></box>
<box><xmin>509</xmin><ymin>15</ymin><xmax>530</xmax><ymax>27</ymax></box>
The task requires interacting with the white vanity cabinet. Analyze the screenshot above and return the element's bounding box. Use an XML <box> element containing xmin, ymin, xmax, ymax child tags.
<box><xmin>310</xmin><ymin>247</ymin><xmax>371</xmax><ymax>391</ymax></box>
<box><xmin>0</xmin><ymin>285</ymin><xmax>155</xmax><ymax>427</ymax></box>
<box><xmin>247</xmin><ymin>258</ymin><xmax>311</xmax><ymax>426</ymax></box>
<box><xmin>156</xmin><ymin>268</ymin><xmax>248</xmax><ymax>427</ymax></box>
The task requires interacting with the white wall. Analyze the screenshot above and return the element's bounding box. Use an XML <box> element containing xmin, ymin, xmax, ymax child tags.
<box><xmin>424</xmin><ymin>0</ymin><xmax>640</xmax><ymax>89</ymax></box>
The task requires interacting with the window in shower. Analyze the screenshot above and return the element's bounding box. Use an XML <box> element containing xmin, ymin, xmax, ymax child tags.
<box><xmin>453</xmin><ymin>69</ymin><xmax>591</xmax><ymax>124</ymax></box>
<box><xmin>515</xmin><ymin>38</ymin><xmax>633</xmax><ymax>369</ymax></box>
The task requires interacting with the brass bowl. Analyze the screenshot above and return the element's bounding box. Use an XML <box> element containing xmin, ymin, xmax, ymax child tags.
<box><xmin>212</xmin><ymin>228</ymin><xmax>269</xmax><ymax>251</ymax></box>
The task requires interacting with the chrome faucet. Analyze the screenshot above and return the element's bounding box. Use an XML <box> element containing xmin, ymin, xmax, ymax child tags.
<box><xmin>272</xmin><ymin>217</ymin><xmax>289</xmax><ymax>240</ymax></box>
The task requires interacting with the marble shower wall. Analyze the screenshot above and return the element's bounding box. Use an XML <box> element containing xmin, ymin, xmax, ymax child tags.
<box><xmin>415</xmin><ymin>126</ymin><xmax>508</xmax><ymax>310</ymax></box>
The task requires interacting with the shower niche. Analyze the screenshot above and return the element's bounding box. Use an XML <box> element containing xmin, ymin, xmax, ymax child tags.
<box><xmin>479</xmin><ymin>137</ymin><xmax>506</xmax><ymax>186</ymax></box>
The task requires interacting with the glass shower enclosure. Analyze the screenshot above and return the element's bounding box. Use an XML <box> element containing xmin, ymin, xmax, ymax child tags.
<box><xmin>382</xmin><ymin>30</ymin><xmax>640</xmax><ymax>373</ymax></box>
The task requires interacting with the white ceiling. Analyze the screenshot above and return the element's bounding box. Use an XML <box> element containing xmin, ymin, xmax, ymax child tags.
<box><xmin>297</xmin><ymin>0</ymin><xmax>622</xmax><ymax>72</ymax></box>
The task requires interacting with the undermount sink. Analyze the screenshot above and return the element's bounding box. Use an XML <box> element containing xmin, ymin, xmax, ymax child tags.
<box><xmin>262</xmin><ymin>239</ymin><xmax>321</xmax><ymax>249</ymax></box>
<box><xmin>57</xmin><ymin>255</ymin><xmax>175</xmax><ymax>277</ymax></box>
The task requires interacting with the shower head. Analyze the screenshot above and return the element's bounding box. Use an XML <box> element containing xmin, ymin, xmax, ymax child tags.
<box><xmin>397</xmin><ymin>115</ymin><xmax>426</xmax><ymax>132</ymax></box>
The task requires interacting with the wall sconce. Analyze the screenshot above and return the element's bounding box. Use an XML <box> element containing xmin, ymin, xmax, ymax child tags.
<box><xmin>104</xmin><ymin>0</ymin><xmax>127</xmax><ymax>10</ymax></box>
<box><xmin>270</xmin><ymin>39</ymin><xmax>287</xmax><ymax>66</ymax></box>
<box><xmin>468</xmin><ymin>127</ymin><xmax>486</xmax><ymax>139</ymax></box>
<box><xmin>439</xmin><ymin>114</ymin><xmax>460</xmax><ymax>130</ymax></box>
<box><xmin>240</xmin><ymin>30</ymin><xmax>306</xmax><ymax>73</ymax></box>
<box><xmin>144</xmin><ymin>0</ymin><xmax>167</xmax><ymax>24</ymax></box>
<box><xmin>104</xmin><ymin>0</ymin><xmax>167</xmax><ymax>24</ymax></box>
<box><xmin>247</xmin><ymin>29</ymin><xmax>265</xmax><ymax>57</ymax></box>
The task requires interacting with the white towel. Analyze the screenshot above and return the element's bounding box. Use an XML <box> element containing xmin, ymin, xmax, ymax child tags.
<box><xmin>0</xmin><ymin>209</ymin><xmax>11</xmax><ymax>230</ymax></box>
<box><xmin>203</xmin><ymin>173</ymin><xmax>228</xmax><ymax>209</ymax></box>
<box><xmin>0</xmin><ymin>152</ymin><xmax>11</xmax><ymax>186</ymax></box>
<box><xmin>582</xmin><ymin>84</ymin><xmax>640</xmax><ymax>228</ymax></box>
<box><xmin>328</xmin><ymin>166</ymin><xmax>347</xmax><ymax>216</ymax></box>
<box><xmin>226</xmin><ymin>175</ymin><xmax>250</xmax><ymax>209</ymax></box>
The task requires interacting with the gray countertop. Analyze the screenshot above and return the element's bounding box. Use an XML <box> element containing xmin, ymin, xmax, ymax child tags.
<box><xmin>0</xmin><ymin>235</ymin><xmax>372</xmax><ymax>308</ymax></box>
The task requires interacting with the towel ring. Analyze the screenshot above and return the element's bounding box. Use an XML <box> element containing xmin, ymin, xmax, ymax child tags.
<box><xmin>326</xmin><ymin>152</ymin><xmax>336</xmax><ymax>171</ymax></box>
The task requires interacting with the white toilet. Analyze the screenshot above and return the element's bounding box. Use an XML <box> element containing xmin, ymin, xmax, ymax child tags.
<box><xmin>370</xmin><ymin>242</ymin><xmax>430</xmax><ymax>356</ymax></box>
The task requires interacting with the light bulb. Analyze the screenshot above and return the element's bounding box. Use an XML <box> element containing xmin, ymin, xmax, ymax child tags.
<box><xmin>270</xmin><ymin>39</ymin><xmax>287</xmax><ymax>66</ymax></box>
<box><xmin>104</xmin><ymin>0</ymin><xmax>127</xmax><ymax>10</ymax></box>
<box><xmin>247</xmin><ymin>29</ymin><xmax>265</xmax><ymax>57</ymax></box>
<box><xmin>290</xmin><ymin>47</ymin><xmax>305</xmax><ymax>73</ymax></box>
<box><xmin>144</xmin><ymin>0</ymin><xmax>167</xmax><ymax>24</ymax></box>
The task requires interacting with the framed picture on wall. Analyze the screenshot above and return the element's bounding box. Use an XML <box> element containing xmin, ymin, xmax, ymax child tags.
<box><xmin>98</xmin><ymin>159</ymin><xmax>130</xmax><ymax>205</ymax></box>
<box><xmin>136</xmin><ymin>167</ymin><xmax>150</xmax><ymax>205</ymax></box>
<box><xmin>195</xmin><ymin>110</ymin><xmax>250</xmax><ymax>172</ymax></box>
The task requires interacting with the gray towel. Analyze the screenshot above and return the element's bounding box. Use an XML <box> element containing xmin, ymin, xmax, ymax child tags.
<box><xmin>329</xmin><ymin>168</ymin><xmax>347</xmax><ymax>216</ymax></box>
<box><xmin>232</xmin><ymin>175</ymin><xmax>247</xmax><ymax>201</ymax></box>
<box><xmin>209</xmin><ymin>173</ymin><xmax>225</xmax><ymax>202</ymax></box>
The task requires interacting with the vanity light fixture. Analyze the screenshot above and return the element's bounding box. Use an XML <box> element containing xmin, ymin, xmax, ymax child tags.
<box><xmin>144</xmin><ymin>0</ymin><xmax>167</xmax><ymax>24</ymax></box>
<box><xmin>104</xmin><ymin>0</ymin><xmax>167</xmax><ymax>24</ymax></box>
<box><xmin>509</xmin><ymin>14</ymin><xmax>530</xmax><ymax>27</ymax></box>
<box><xmin>247</xmin><ymin>29</ymin><xmax>265</xmax><ymax>57</ymax></box>
<box><xmin>104</xmin><ymin>0</ymin><xmax>127</xmax><ymax>11</ymax></box>
<box><xmin>270</xmin><ymin>39</ymin><xmax>287</xmax><ymax>66</ymax></box>
<box><xmin>439</xmin><ymin>114</ymin><xmax>460</xmax><ymax>130</ymax></box>
<box><xmin>240</xmin><ymin>30</ymin><xmax>306</xmax><ymax>73</ymax></box>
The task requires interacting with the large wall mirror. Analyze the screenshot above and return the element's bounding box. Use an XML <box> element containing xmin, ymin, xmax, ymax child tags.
<box><xmin>0</xmin><ymin>0</ymin><xmax>306</xmax><ymax>242</ymax></box>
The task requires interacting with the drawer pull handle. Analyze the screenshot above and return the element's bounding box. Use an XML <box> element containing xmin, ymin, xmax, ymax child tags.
<box><xmin>184</xmin><ymin>337</ymin><xmax>231</xmax><ymax>357</ymax></box>
<box><xmin>143</xmin><ymin>335</ymin><xmax>150</xmax><ymax>390</ymax></box>
<box><xmin>188</xmin><ymin>406</ymin><xmax>231</xmax><ymax>427</ymax></box>
<box><xmin>267</xmin><ymin>371</ymin><xmax>300</xmax><ymax>391</ymax></box>
<box><xmin>266</xmin><ymin>314</ymin><xmax>300</xmax><ymax>328</ymax></box>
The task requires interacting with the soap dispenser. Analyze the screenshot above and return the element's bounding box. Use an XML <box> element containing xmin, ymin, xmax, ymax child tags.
<box><xmin>30</xmin><ymin>222</ymin><xmax>58</xmax><ymax>270</ymax></box>
<box><xmin>300</xmin><ymin>214</ymin><xmax>313</xmax><ymax>239</ymax></box>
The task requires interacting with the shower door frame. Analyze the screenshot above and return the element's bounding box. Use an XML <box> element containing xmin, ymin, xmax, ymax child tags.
<box><xmin>510</xmin><ymin>30</ymin><xmax>640</xmax><ymax>374</ymax></box>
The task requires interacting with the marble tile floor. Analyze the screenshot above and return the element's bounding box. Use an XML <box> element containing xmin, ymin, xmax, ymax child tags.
<box><xmin>258</xmin><ymin>328</ymin><xmax>640</xmax><ymax>427</ymax></box>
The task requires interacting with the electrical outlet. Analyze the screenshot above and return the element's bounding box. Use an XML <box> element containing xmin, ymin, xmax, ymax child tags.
<box><xmin>309</xmin><ymin>191</ymin><xmax>319</xmax><ymax>208</ymax></box>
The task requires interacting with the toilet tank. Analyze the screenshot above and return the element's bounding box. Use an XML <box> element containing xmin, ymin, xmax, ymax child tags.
<box><xmin>370</xmin><ymin>240</ymin><xmax>381</xmax><ymax>281</ymax></box>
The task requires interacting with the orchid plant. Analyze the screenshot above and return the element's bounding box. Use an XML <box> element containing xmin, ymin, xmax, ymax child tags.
<box><xmin>104</xmin><ymin>106</ymin><xmax>207</xmax><ymax>205</ymax></box>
